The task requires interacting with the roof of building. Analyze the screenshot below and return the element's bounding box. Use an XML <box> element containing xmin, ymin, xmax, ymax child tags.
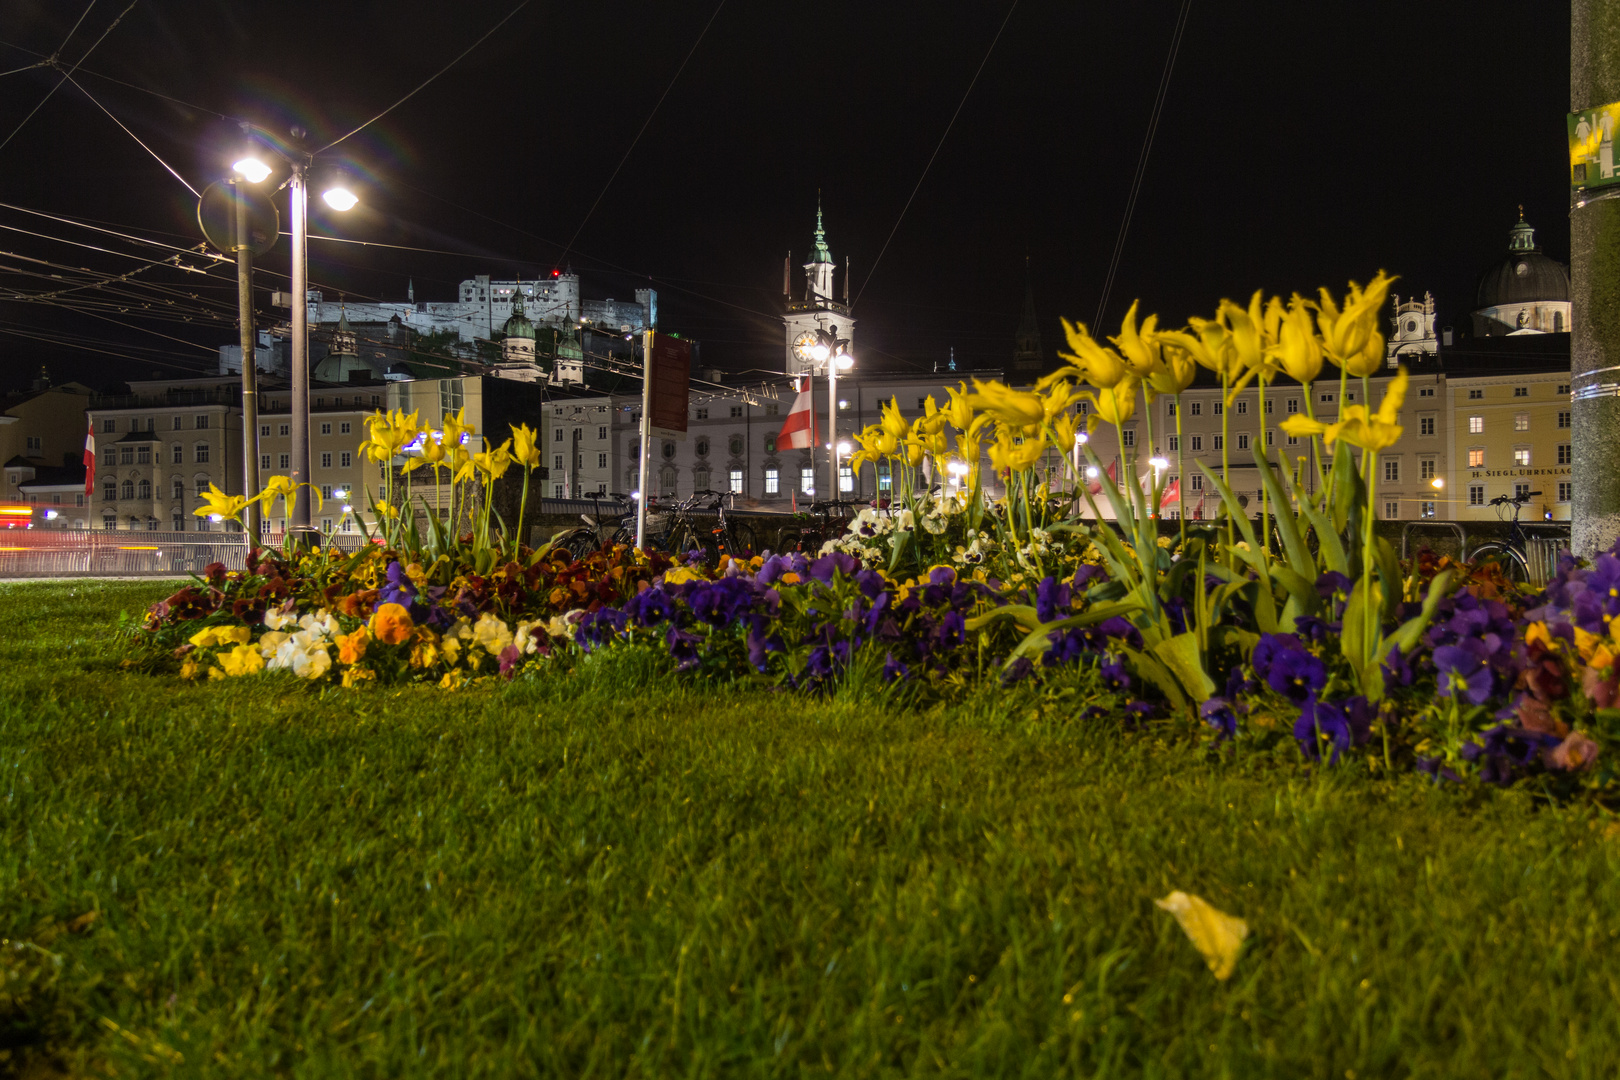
<box><xmin>502</xmin><ymin>289</ymin><xmax>535</xmax><ymax>340</ymax></box>
<box><xmin>1475</xmin><ymin>210</ymin><xmax>1569</xmax><ymax>309</ymax></box>
<box><xmin>19</xmin><ymin>463</ymin><xmax>85</xmax><ymax>488</ymax></box>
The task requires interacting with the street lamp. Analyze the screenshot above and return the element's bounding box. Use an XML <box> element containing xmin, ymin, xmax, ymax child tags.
<box><xmin>231</xmin><ymin>125</ymin><xmax>358</xmax><ymax>538</ymax></box>
<box><xmin>1430</xmin><ymin>477</ymin><xmax>1445</xmax><ymax>489</ymax></box>
<box><xmin>805</xmin><ymin>325</ymin><xmax>852</xmax><ymax>500</ymax></box>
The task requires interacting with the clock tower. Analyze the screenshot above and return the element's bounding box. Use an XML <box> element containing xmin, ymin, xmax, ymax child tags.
<box><xmin>783</xmin><ymin>200</ymin><xmax>855</xmax><ymax>377</ymax></box>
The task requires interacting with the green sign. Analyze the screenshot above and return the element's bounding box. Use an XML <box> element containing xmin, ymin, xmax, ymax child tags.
<box><xmin>1568</xmin><ymin>100</ymin><xmax>1620</xmax><ymax>191</ymax></box>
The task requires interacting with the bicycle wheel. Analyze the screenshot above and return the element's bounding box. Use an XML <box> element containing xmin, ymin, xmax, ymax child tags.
<box><xmin>1470</xmin><ymin>543</ymin><xmax>1529</xmax><ymax>585</ymax></box>
<box><xmin>724</xmin><ymin>523</ymin><xmax>757</xmax><ymax>557</ymax></box>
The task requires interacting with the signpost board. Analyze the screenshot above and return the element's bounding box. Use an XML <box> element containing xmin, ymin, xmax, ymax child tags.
<box><xmin>1568</xmin><ymin>99</ymin><xmax>1620</xmax><ymax>192</ymax></box>
<box><xmin>635</xmin><ymin>331</ymin><xmax>691</xmax><ymax>548</ymax></box>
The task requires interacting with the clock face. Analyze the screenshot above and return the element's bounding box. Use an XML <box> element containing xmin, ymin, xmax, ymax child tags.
<box><xmin>791</xmin><ymin>330</ymin><xmax>819</xmax><ymax>362</ymax></box>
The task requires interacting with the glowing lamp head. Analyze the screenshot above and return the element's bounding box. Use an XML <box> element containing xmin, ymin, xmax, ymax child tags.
<box><xmin>835</xmin><ymin>352</ymin><xmax>854</xmax><ymax>371</ymax></box>
<box><xmin>836</xmin><ymin>441</ymin><xmax>851</xmax><ymax>455</ymax></box>
<box><xmin>208</xmin><ymin>514</ymin><xmax>223</xmax><ymax>523</ymax></box>
<box><xmin>1149</xmin><ymin>456</ymin><xmax>1170</xmax><ymax>470</ymax></box>
<box><xmin>1086</xmin><ymin>466</ymin><xmax>1100</xmax><ymax>478</ymax></box>
<box><xmin>1076</xmin><ymin>432</ymin><xmax>1088</xmax><ymax>445</ymax></box>
<box><xmin>809</xmin><ymin>342</ymin><xmax>830</xmax><ymax>363</ymax></box>
<box><xmin>322</xmin><ymin>185</ymin><xmax>358</xmax><ymax>211</ymax></box>
<box><xmin>1430</xmin><ymin>478</ymin><xmax>1444</xmax><ymax>489</ymax></box>
<box><xmin>233</xmin><ymin>156</ymin><xmax>272</xmax><ymax>184</ymax></box>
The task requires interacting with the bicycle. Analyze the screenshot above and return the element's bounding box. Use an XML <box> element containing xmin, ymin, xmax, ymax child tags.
<box><xmin>1471</xmin><ymin>490</ymin><xmax>1541</xmax><ymax>584</ymax></box>
<box><xmin>551</xmin><ymin>491</ymin><xmax>632</xmax><ymax>561</ymax></box>
<box><xmin>664</xmin><ymin>490</ymin><xmax>759</xmax><ymax>562</ymax></box>
<box><xmin>775</xmin><ymin>499</ymin><xmax>859</xmax><ymax>554</ymax></box>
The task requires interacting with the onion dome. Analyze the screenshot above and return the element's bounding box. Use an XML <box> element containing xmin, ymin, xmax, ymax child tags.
<box><xmin>502</xmin><ymin>289</ymin><xmax>535</xmax><ymax>340</ymax></box>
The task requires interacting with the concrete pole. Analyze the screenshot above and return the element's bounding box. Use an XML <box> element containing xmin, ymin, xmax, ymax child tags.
<box><xmin>233</xmin><ymin>181</ymin><xmax>260</xmax><ymax>537</ymax></box>
<box><xmin>826</xmin><ymin>360</ymin><xmax>838</xmax><ymax>500</ymax></box>
<box><xmin>1571</xmin><ymin>0</ymin><xmax>1620</xmax><ymax>556</ymax></box>
<box><xmin>288</xmin><ymin>162</ymin><xmax>312</xmax><ymax>534</ymax></box>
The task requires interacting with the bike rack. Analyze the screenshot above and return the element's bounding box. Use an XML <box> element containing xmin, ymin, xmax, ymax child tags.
<box><xmin>1400</xmin><ymin>521</ymin><xmax>1468</xmax><ymax>562</ymax></box>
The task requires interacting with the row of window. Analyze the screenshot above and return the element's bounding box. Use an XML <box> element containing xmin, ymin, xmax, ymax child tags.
<box><xmin>104</xmin><ymin>444</ymin><xmax>213</xmax><ymax>466</ymax></box>
<box><xmin>1465</xmin><ymin>411</ymin><xmax>1571</xmax><ymax>433</ymax></box>
<box><xmin>259</xmin><ymin>421</ymin><xmax>354</xmax><ymax>437</ymax></box>
<box><xmin>693</xmin><ymin>404</ymin><xmax>781</xmax><ymax>420</ymax></box>
<box><xmin>258</xmin><ymin>452</ymin><xmax>354</xmax><ymax>471</ymax></box>
<box><xmin>1467</xmin><ymin>482</ymin><xmax>1573</xmax><ymax>505</ymax></box>
<box><xmin>101</xmin><ymin>414</ymin><xmax>212</xmax><ymax>433</ymax></box>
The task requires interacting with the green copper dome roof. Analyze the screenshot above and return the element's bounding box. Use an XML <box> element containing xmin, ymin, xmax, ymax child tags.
<box><xmin>808</xmin><ymin>199</ymin><xmax>832</xmax><ymax>264</ymax></box>
<box><xmin>502</xmin><ymin>290</ymin><xmax>535</xmax><ymax>339</ymax></box>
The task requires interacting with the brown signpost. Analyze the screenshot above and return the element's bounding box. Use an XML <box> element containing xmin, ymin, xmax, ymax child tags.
<box><xmin>635</xmin><ymin>331</ymin><xmax>691</xmax><ymax>548</ymax></box>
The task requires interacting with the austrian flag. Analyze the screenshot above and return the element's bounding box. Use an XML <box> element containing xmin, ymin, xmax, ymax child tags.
<box><xmin>776</xmin><ymin>382</ymin><xmax>816</xmax><ymax>450</ymax></box>
<box><xmin>83</xmin><ymin>419</ymin><xmax>95</xmax><ymax>497</ymax></box>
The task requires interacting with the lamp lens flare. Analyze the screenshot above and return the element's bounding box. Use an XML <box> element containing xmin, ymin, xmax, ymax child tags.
<box><xmin>836</xmin><ymin>441</ymin><xmax>851</xmax><ymax>455</ymax></box>
<box><xmin>809</xmin><ymin>343</ymin><xmax>830</xmax><ymax>362</ymax></box>
<box><xmin>233</xmin><ymin>156</ymin><xmax>272</xmax><ymax>183</ymax></box>
<box><xmin>835</xmin><ymin>352</ymin><xmax>854</xmax><ymax>370</ymax></box>
<box><xmin>322</xmin><ymin>186</ymin><xmax>359</xmax><ymax>211</ymax></box>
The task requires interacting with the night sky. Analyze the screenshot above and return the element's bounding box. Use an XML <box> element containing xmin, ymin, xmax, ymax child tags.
<box><xmin>0</xmin><ymin>0</ymin><xmax>1573</xmax><ymax>392</ymax></box>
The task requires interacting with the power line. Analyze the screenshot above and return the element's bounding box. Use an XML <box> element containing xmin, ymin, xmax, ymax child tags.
<box><xmin>1092</xmin><ymin>0</ymin><xmax>1192</xmax><ymax>330</ymax></box>
<box><xmin>0</xmin><ymin>0</ymin><xmax>137</xmax><ymax>156</ymax></box>
<box><xmin>854</xmin><ymin>0</ymin><xmax>1018</xmax><ymax>308</ymax></box>
<box><xmin>317</xmin><ymin>0</ymin><xmax>531</xmax><ymax>154</ymax></box>
<box><xmin>557</xmin><ymin>0</ymin><xmax>727</xmax><ymax>268</ymax></box>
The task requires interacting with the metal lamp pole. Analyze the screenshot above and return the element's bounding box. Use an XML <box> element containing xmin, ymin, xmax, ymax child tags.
<box><xmin>287</xmin><ymin>161</ymin><xmax>312</xmax><ymax>535</ymax></box>
<box><xmin>811</xmin><ymin>325</ymin><xmax>852</xmax><ymax>499</ymax></box>
<box><xmin>232</xmin><ymin>180</ymin><xmax>261</xmax><ymax>536</ymax></box>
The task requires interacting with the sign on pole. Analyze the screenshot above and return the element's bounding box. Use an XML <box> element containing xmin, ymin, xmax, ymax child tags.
<box><xmin>1568</xmin><ymin>100</ymin><xmax>1620</xmax><ymax>192</ymax></box>
<box><xmin>635</xmin><ymin>331</ymin><xmax>691</xmax><ymax>549</ymax></box>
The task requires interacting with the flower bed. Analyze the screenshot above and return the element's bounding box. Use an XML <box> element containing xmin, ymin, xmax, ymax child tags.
<box><xmin>122</xmin><ymin>276</ymin><xmax>1615</xmax><ymax>799</ymax></box>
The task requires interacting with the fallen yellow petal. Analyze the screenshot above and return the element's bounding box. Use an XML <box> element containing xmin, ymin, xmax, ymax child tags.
<box><xmin>1155</xmin><ymin>891</ymin><xmax>1249</xmax><ymax>980</ymax></box>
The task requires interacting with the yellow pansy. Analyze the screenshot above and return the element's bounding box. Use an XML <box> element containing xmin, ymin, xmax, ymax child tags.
<box><xmin>188</xmin><ymin>624</ymin><xmax>251</xmax><ymax>649</ymax></box>
<box><xmin>216</xmin><ymin>643</ymin><xmax>266</xmax><ymax>678</ymax></box>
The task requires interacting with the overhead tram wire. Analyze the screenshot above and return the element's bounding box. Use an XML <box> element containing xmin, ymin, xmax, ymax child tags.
<box><xmin>57</xmin><ymin>69</ymin><xmax>199</xmax><ymax>197</ymax></box>
<box><xmin>317</xmin><ymin>0</ymin><xmax>530</xmax><ymax>153</ymax></box>
<box><xmin>555</xmin><ymin>0</ymin><xmax>727</xmax><ymax>269</ymax></box>
<box><xmin>853</xmin><ymin>0</ymin><xmax>1018</xmax><ymax>309</ymax></box>
<box><xmin>1091</xmin><ymin>0</ymin><xmax>1192</xmax><ymax>330</ymax></box>
<box><xmin>0</xmin><ymin>0</ymin><xmax>137</xmax><ymax>156</ymax></box>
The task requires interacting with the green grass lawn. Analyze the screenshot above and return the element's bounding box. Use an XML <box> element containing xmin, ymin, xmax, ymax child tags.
<box><xmin>3</xmin><ymin>580</ymin><xmax>1619</xmax><ymax>1079</ymax></box>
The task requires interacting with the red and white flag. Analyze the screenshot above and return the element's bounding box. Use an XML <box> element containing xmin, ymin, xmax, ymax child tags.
<box><xmin>776</xmin><ymin>380</ymin><xmax>816</xmax><ymax>450</ymax></box>
<box><xmin>1160</xmin><ymin>478</ymin><xmax>1180</xmax><ymax>505</ymax></box>
<box><xmin>1086</xmin><ymin>459</ymin><xmax>1117</xmax><ymax>495</ymax></box>
<box><xmin>82</xmin><ymin>419</ymin><xmax>95</xmax><ymax>497</ymax></box>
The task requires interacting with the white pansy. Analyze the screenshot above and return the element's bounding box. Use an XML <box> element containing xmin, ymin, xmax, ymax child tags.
<box><xmin>472</xmin><ymin>613</ymin><xmax>514</xmax><ymax>654</ymax></box>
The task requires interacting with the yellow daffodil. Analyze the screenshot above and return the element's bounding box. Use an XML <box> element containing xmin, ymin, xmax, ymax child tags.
<box><xmin>1280</xmin><ymin>366</ymin><xmax>1408</xmax><ymax>451</ymax></box>
<box><xmin>1317</xmin><ymin>271</ymin><xmax>1395</xmax><ymax>371</ymax></box>
<box><xmin>1056</xmin><ymin>318</ymin><xmax>1130</xmax><ymax>388</ymax></box>
<box><xmin>1268</xmin><ymin>293</ymin><xmax>1324</xmax><ymax>384</ymax></box>
<box><xmin>1079</xmin><ymin>376</ymin><xmax>1140</xmax><ymax>434</ymax></box>
<box><xmin>510</xmin><ymin>423</ymin><xmax>542</xmax><ymax>469</ymax></box>
<box><xmin>193</xmin><ymin>484</ymin><xmax>249</xmax><ymax>522</ymax></box>
<box><xmin>965</xmin><ymin>379</ymin><xmax>1045</xmax><ymax>428</ymax></box>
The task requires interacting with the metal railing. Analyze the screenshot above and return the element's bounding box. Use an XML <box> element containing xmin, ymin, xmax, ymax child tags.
<box><xmin>0</xmin><ymin>530</ymin><xmax>370</xmax><ymax>579</ymax></box>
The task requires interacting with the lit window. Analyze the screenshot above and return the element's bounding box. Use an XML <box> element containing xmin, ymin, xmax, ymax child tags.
<box><xmin>1513</xmin><ymin>413</ymin><xmax>1529</xmax><ymax>432</ymax></box>
<box><xmin>764</xmin><ymin>468</ymin><xmax>780</xmax><ymax>495</ymax></box>
<box><xmin>1468</xmin><ymin>416</ymin><xmax>1484</xmax><ymax>434</ymax></box>
<box><xmin>800</xmin><ymin>467</ymin><xmax>815</xmax><ymax>495</ymax></box>
<box><xmin>837</xmin><ymin>465</ymin><xmax>852</xmax><ymax>492</ymax></box>
<box><xmin>731</xmin><ymin>469</ymin><xmax>746</xmax><ymax>494</ymax></box>
<box><xmin>1420</xmin><ymin>501</ymin><xmax>1436</xmax><ymax>518</ymax></box>
<box><xmin>1513</xmin><ymin>448</ymin><xmax>1530</xmax><ymax>467</ymax></box>
<box><xmin>1468</xmin><ymin>449</ymin><xmax>1484</xmax><ymax>468</ymax></box>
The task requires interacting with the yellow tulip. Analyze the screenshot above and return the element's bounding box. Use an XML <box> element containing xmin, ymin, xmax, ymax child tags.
<box><xmin>1041</xmin><ymin>378</ymin><xmax>1084</xmax><ymax>423</ymax></box>
<box><xmin>474</xmin><ymin>439</ymin><xmax>514</xmax><ymax>482</ymax></box>
<box><xmin>193</xmin><ymin>483</ymin><xmax>249</xmax><ymax>522</ymax></box>
<box><xmin>880</xmin><ymin>398</ymin><xmax>910</xmax><ymax>440</ymax></box>
<box><xmin>1108</xmin><ymin>300</ymin><xmax>1164</xmax><ymax>380</ymax></box>
<box><xmin>1280</xmin><ymin>366</ymin><xmax>1408</xmax><ymax>451</ymax></box>
<box><xmin>1079</xmin><ymin>377</ymin><xmax>1140</xmax><ymax>434</ymax></box>
<box><xmin>1268</xmin><ymin>293</ymin><xmax>1324</xmax><ymax>384</ymax></box>
<box><xmin>1218</xmin><ymin>291</ymin><xmax>1280</xmax><ymax>398</ymax></box>
<box><xmin>441</xmin><ymin>407</ymin><xmax>476</xmax><ymax>448</ymax></box>
<box><xmin>404</xmin><ymin>432</ymin><xmax>447</xmax><ymax>474</ymax></box>
<box><xmin>1057</xmin><ymin>318</ymin><xmax>1130</xmax><ymax>388</ymax></box>
<box><xmin>1317</xmin><ymin>271</ymin><xmax>1395</xmax><ymax>370</ymax></box>
<box><xmin>965</xmin><ymin>379</ymin><xmax>1045</xmax><ymax>428</ymax></box>
<box><xmin>988</xmin><ymin>429</ymin><xmax>1046</xmax><ymax>473</ymax></box>
<box><xmin>914</xmin><ymin>395</ymin><xmax>950</xmax><ymax>437</ymax></box>
<box><xmin>1342</xmin><ymin>329</ymin><xmax>1387</xmax><ymax>378</ymax></box>
<box><xmin>374</xmin><ymin>500</ymin><xmax>401</xmax><ymax>520</ymax></box>
<box><xmin>510</xmin><ymin>423</ymin><xmax>542</xmax><ymax>469</ymax></box>
<box><xmin>942</xmin><ymin>383</ymin><xmax>975</xmax><ymax>430</ymax></box>
<box><xmin>1161</xmin><ymin>318</ymin><xmax>1243</xmax><ymax>381</ymax></box>
<box><xmin>1047</xmin><ymin>409</ymin><xmax>1081</xmax><ymax>453</ymax></box>
<box><xmin>254</xmin><ymin>474</ymin><xmax>298</xmax><ymax>515</ymax></box>
<box><xmin>1145</xmin><ymin>337</ymin><xmax>1198</xmax><ymax>399</ymax></box>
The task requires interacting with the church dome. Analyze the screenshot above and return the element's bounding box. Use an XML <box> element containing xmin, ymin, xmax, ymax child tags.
<box><xmin>1475</xmin><ymin>211</ymin><xmax>1569</xmax><ymax>309</ymax></box>
<box><xmin>502</xmin><ymin>291</ymin><xmax>535</xmax><ymax>340</ymax></box>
